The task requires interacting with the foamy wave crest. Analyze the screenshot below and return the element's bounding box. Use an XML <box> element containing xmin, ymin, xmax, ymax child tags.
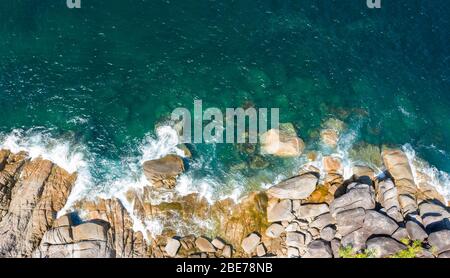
<box><xmin>403</xmin><ymin>144</ymin><xmax>450</xmax><ymax>201</ymax></box>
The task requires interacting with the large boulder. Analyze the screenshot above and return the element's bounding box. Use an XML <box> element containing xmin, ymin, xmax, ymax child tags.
<box><xmin>0</xmin><ymin>154</ymin><xmax>77</xmax><ymax>258</ymax></box>
<box><xmin>362</xmin><ymin>210</ymin><xmax>399</xmax><ymax>236</ymax></box>
<box><xmin>335</xmin><ymin>208</ymin><xmax>366</xmax><ymax>236</ymax></box>
<box><xmin>260</xmin><ymin>124</ymin><xmax>305</xmax><ymax>157</ymax></box>
<box><xmin>366</xmin><ymin>237</ymin><xmax>406</xmax><ymax>258</ymax></box>
<box><xmin>330</xmin><ymin>184</ymin><xmax>375</xmax><ymax>217</ymax></box>
<box><xmin>405</xmin><ymin>221</ymin><xmax>428</xmax><ymax>241</ymax></box>
<box><xmin>267</xmin><ymin>173</ymin><xmax>318</xmax><ymax>200</ymax></box>
<box><xmin>142</xmin><ymin>154</ymin><xmax>185</xmax><ymax>189</ymax></box>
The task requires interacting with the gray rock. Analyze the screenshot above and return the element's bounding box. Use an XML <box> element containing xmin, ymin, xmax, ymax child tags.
<box><xmin>241</xmin><ymin>233</ymin><xmax>261</xmax><ymax>255</ymax></box>
<box><xmin>419</xmin><ymin>202</ymin><xmax>450</xmax><ymax>233</ymax></box>
<box><xmin>428</xmin><ymin>230</ymin><xmax>450</xmax><ymax>253</ymax></box>
<box><xmin>330</xmin><ymin>187</ymin><xmax>375</xmax><ymax>217</ymax></box>
<box><xmin>267</xmin><ymin>200</ymin><xmax>295</xmax><ymax>222</ymax></box>
<box><xmin>195</xmin><ymin>237</ymin><xmax>216</xmax><ymax>253</ymax></box>
<box><xmin>303</xmin><ymin>240</ymin><xmax>333</xmax><ymax>258</ymax></box>
<box><xmin>165</xmin><ymin>238</ymin><xmax>181</xmax><ymax>257</ymax></box>
<box><xmin>295</xmin><ymin>204</ymin><xmax>329</xmax><ymax>219</ymax></box>
<box><xmin>406</xmin><ymin>221</ymin><xmax>428</xmax><ymax>241</ymax></box>
<box><xmin>309</xmin><ymin>213</ymin><xmax>335</xmax><ymax>230</ymax></box>
<box><xmin>438</xmin><ymin>251</ymin><xmax>450</xmax><ymax>258</ymax></box>
<box><xmin>287</xmin><ymin>247</ymin><xmax>300</xmax><ymax>258</ymax></box>
<box><xmin>391</xmin><ymin>227</ymin><xmax>410</xmax><ymax>242</ymax></box>
<box><xmin>363</xmin><ymin>210</ymin><xmax>399</xmax><ymax>236</ymax></box>
<box><xmin>377</xmin><ymin>179</ymin><xmax>403</xmax><ymax>222</ymax></box>
<box><xmin>265</xmin><ymin>223</ymin><xmax>284</xmax><ymax>238</ymax></box>
<box><xmin>267</xmin><ymin>173</ymin><xmax>318</xmax><ymax>200</ymax></box>
<box><xmin>330</xmin><ymin>239</ymin><xmax>341</xmax><ymax>258</ymax></box>
<box><xmin>336</xmin><ymin>208</ymin><xmax>366</xmax><ymax>236</ymax></box>
<box><xmin>366</xmin><ymin>237</ymin><xmax>406</xmax><ymax>258</ymax></box>
<box><xmin>341</xmin><ymin>228</ymin><xmax>370</xmax><ymax>251</ymax></box>
<box><xmin>286</xmin><ymin>232</ymin><xmax>306</xmax><ymax>250</ymax></box>
<box><xmin>320</xmin><ymin>226</ymin><xmax>336</xmax><ymax>241</ymax></box>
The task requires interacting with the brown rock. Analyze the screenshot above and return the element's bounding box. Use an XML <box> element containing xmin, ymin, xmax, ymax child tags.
<box><xmin>142</xmin><ymin>154</ymin><xmax>185</xmax><ymax>189</ymax></box>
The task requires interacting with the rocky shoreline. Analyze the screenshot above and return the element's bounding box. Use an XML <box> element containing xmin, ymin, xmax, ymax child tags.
<box><xmin>1</xmin><ymin>143</ymin><xmax>450</xmax><ymax>258</ymax></box>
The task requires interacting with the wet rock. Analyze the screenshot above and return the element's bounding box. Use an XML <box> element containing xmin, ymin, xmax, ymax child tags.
<box><xmin>267</xmin><ymin>173</ymin><xmax>318</xmax><ymax>200</ymax></box>
<box><xmin>303</xmin><ymin>240</ymin><xmax>333</xmax><ymax>258</ymax></box>
<box><xmin>295</xmin><ymin>203</ymin><xmax>329</xmax><ymax>219</ymax></box>
<box><xmin>265</xmin><ymin>223</ymin><xmax>284</xmax><ymax>238</ymax></box>
<box><xmin>260</xmin><ymin>123</ymin><xmax>305</xmax><ymax>157</ymax></box>
<box><xmin>0</xmin><ymin>156</ymin><xmax>76</xmax><ymax>258</ymax></box>
<box><xmin>406</xmin><ymin>221</ymin><xmax>428</xmax><ymax>241</ymax></box>
<box><xmin>165</xmin><ymin>238</ymin><xmax>181</xmax><ymax>257</ymax></box>
<box><xmin>241</xmin><ymin>233</ymin><xmax>260</xmax><ymax>255</ymax></box>
<box><xmin>366</xmin><ymin>237</ymin><xmax>406</xmax><ymax>258</ymax></box>
<box><xmin>267</xmin><ymin>200</ymin><xmax>295</xmax><ymax>222</ymax></box>
<box><xmin>323</xmin><ymin>156</ymin><xmax>342</xmax><ymax>174</ymax></box>
<box><xmin>195</xmin><ymin>237</ymin><xmax>216</xmax><ymax>253</ymax></box>
<box><xmin>320</xmin><ymin>129</ymin><xmax>339</xmax><ymax>148</ymax></box>
<box><xmin>142</xmin><ymin>154</ymin><xmax>185</xmax><ymax>189</ymax></box>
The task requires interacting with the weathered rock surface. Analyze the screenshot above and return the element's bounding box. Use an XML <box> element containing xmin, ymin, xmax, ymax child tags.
<box><xmin>0</xmin><ymin>154</ymin><xmax>76</xmax><ymax>258</ymax></box>
<box><xmin>267</xmin><ymin>173</ymin><xmax>318</xmax><ymax>200</ymax></box>
<box><xmin>142</xmin><ymin>154</ymin><xmax>185</xmax><ymax>189</ymax></box>
<box><xmin>366</xmin><ymin>237</ymin><xmax>406</xmax><ymax>258</ymax></box>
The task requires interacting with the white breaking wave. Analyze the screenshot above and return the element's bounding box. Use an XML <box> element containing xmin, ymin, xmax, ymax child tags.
<box><xmin>403</xmin><ymin>144</ymin><xmax>450</xmax><ymax>202</ymax></box>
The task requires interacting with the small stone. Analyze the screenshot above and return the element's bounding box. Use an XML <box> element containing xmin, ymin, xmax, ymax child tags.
<box><xmin>320</xmin><ymin>226</ymin><xmax>336</xmax><ymax>242</ymax></box>
<box><xmin>211</xmin><ymin>238</ymin><xmax>225</xmax><ymax>250</ymax></box>
<box><xmin>165</xmin><ymin>238</ymin><xmax>181</xmax><ymax>257</ymax></box>
<box><xmin>222</xmin><ymin>245</ymin><xmax>232</xmax><ymax>258</ymax></box>
<box><xmin>256</xmin><ymin>244</ymin><xmax>266</xmax><ymax>257</ymax></box>
<box><xmin>241</xmin><ymin>233</ymin><xmax>261</xmax><ymax>255</ymax></box>
<box><xmin>195</xmin><ymin>237</ymin><xmax>216</xmax><ymax>253</ymax></box>
<box><xmin>286</xmin><ymin>232</ymin><xmax>306</xmax><ymax>250</ymax></box>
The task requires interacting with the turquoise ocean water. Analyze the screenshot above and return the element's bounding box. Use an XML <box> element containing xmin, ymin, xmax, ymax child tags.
<box><xmin>0</xmin><ymin>0</ymin><xmax>449</xmax><ymax>203</ymax></box>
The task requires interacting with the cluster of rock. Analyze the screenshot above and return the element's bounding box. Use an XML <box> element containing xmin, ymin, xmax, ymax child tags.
<box><xmin>261</xmin><ymin>149</ymin><xmax>450</xmax><ymax>258</ymax></box>
<box><xmin>1</xmin><ymin>144</ymin><xmax>450</xmax><ymax>258</ymax></box>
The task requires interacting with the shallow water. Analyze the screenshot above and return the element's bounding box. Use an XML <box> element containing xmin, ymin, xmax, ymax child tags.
<box><xmin>0</xmin><ymin>1</ymin><xmax>449</xmax><ymax>204</ymax></box>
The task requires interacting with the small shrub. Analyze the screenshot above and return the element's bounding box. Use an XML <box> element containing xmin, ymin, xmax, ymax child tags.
<box><xmin>339</xmin><ymin>246</ymin><xmax>373</xmax><ymax>258</ymax></box>
<box><xmin>390</xmin><ymin>239</ymin><xmax>423</xmax><ymax>258</ymax></box>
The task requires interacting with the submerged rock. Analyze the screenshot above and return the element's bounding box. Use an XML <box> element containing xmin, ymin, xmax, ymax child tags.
<box><xmin>260</xmin><ymin>123</ymin><xmax>305</xmax><ymax>157</ymax></box>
